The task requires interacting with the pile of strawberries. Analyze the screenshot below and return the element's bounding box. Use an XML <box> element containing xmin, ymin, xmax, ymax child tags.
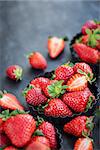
<box><xmin>23</xmin><ymin>62</ymin><xmax>96</xmax><ymax>118</ymax></box>
<box><xmin>72</xmin><ymin>20</ymin><xmax>100</xmax><ymax>64</ymax></box>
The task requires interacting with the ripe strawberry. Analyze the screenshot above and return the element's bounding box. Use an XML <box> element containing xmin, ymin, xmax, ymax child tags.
<box><xmin>30</xmin><ymin>77</ymin><xmax>49</xmax><ymax>89</ymax></box>
<box><xmin>62</xmin><ymin>88</ymin><xmax>95</xmax><ymax>113</ymax></box>
<box><xmin>6</xmin><ymin>65</ymin><xmax>23</xmax><ymax>81</ymax></box>
<box><xmin>54</xmin><ymin>63</ymin><xmax>74</xmax><ymax>81</ymax></box>
<box><xmin>66</xmin><ymin>73</ymin><xmax>88</xmax><ymax>92</ymax></box>
<box><xmin>0</xmin><ymin>133</ymin><xmax>10</xmax><ymax>148</ymax></box>
<box><xmin>81</xmin><ymin>35</ymin><xmax>89</xmax><ymax>44</ymax></box>
<box><xmin>48</xmin><ymin>36</ymin><xmax>68</xmax><ymax>58</ymax></box>
<box><xmin>44</xmin><ymin>98</ymin><xmax>72</xmax><ymax>117</ymax></box>
<box><xmin>74</xmin><ymin>137</ymin><xmax>93</xmax><ymax>150</ymax></box>
<box><xmin>2</xmin><ymin>110</ymin><xmax>36</xmax><ymax>147</ymax></box>
<box><xmin>0</xmin><ymin>91</ymin><xmax>24</xmax><ymax>110</ymax></box>
<box><xmin>26</xmin><ymin>142</ymin><xmax>51</xmax><ymax>150</ymax></box>
<box><xmin>23</xmin><ymin>85</ymin><xmax>47</xmax><ymax>106</ymax></box>
<box><xmin>81</xmin><ymin>20</ymin><xmax>97</xmax><ymax>35</ymax></box>
<box><xmin>28</xmin><ymin>52</ymin><xmax>47</xmax><ymax>70</ymax></box>
<box><xmin>37</xmin><ymin>121</ymin><xmax>57</xmax><ymax>149</ymax></box>
<box><xmin>4</xmin><ymin>146</ymin><xmax>17</xmax><ymax>150</ymax></box>
<box><xmin>0</xmin><ymin>118</ymin><xmax>4</xmax><ymax>133</ymax></box>
<box><xmin>42</xmin><ymin>80</ymin><xmax>67</xmax><ymax>98</ymax></box>
<box><xmin>64</xmin><ymin>116</ymin><xmax>94</xmax><ymax>137</ymax></box>
<box><xmin>73</xmin><ymin>43</ymin><xmax>99</xmax><ymax>64</ymax></box>
<box><xmin>73</xmin><ymin>62</ymin><xmax>93</xmax><ymax>80</ymax></box>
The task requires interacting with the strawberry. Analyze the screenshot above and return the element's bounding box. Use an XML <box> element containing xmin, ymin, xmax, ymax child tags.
<box><xmin>0</xmin><ymin>118</ymin><xmax>4</xmax><ymax>133</ymax></box>
<box><xmin>66</xmin><ymin>73</ymin><xmax>88</xmax><ymax>92</ymax></box>
<box><xmin>42</xmin><ymin>80</ymin><xmax>67</xmax><ymax>98</ymax></box>
<box><xmin>0</xmin><ymin>133</ymin><xmax>10</xmax><ymax>148</ymax></box>
<box><xmin>64</xmin><ymin>116</ymin><xmax>94</xmax><ymax>137</ymax></box>
<box><xmin>44</xmin><ymin>98</ymin><xmax>72</xmax><ymax>117</ymax></box>
<box><xmin>28</xmin><ymin>52</ymin><xmax>47</xmax><ymax>70</ymax></box>
<box><xmin>30</xmin><ymin>77</ymin><xmax>49</xmax><ymax>89</ymax></box>
<box><xmin>6</xmin><ymin>65</ymin><xmax>23</xmax><ymax>81</ymax></box>
<box><xmin>81</xmin><ymin>20</ymin><xmax>97</xmax><ymax>35</ymax></box>
<box><xmin>37</xmin><ymin>121</ymin><xmax>57</xmax><ymax>149</ymax></box>
<box><xmin>1</xmin><ymin>110</ymin><xmax>36</xmax><ymax>147</ymax></box>
<box><xmin>62</xmin><ymin>88</ymin><xmax>95</xmax><ymax>113</ymax></box>
<box><xmin>74</xmin><ymin>137</ymin><xmax>93</xmax><ymax>150</ymax></box>
<box><xmin>0</xmin><ymin>91</ymin><xmax>24</xmax><ymax>111</ymax></box>
<box><xmin>48</xmin><ymin>36</ymin><xmax>68</xmax><ymax>58</ymax></box>
<box><xmin>81</xmin><ymin>35</ymin><xmax>89</xmax><ymax>44</ymax></box>
<box><xmin>73</xmin><ymin>62</ymin><xmax>93</xmax><ymax>80</ymax></box>
<box><xmin>73</xmin><ymin>43</ymin><xmax>99</xmax><ymax>64</ymax></box>
<box><xmin>26</xmin><ymin>142</ymin><xmax>51</xmax><ymax>150</ymax></box>
<box><xmin>54</xmin><ymin>63</ymin><xmax>74</xmax><ymax>81</ymax></box>
<box><xmin>4</xmin><ymin>146</ymin><xmax>17</xmax><ymax>150</ymax></box>
<box><xmin>23</xmin><ymin>85</ymin><xmax>47</xmax><ymax>106</ymax></box>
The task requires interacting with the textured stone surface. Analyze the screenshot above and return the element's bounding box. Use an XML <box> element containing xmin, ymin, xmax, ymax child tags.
<box><xmin>0</xmin><ymin>1</ymin><xmax>99</xmax><ymax>149</ymax></box>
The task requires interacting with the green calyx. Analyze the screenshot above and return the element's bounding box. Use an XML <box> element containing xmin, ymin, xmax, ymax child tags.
<box><xmin>94</xmin><ymin>19</ymin><xmax>100</xmax><ymax>24</ymax></box>
<box><xmin>33</xmin><ymin>129</ymin><xmax>44</xmax><ymax>137</ymax></box>
<box><xmin>14</xmin><ymin>67</ymin><xmax>23</xmax><ymax>80</ymax></box>
<box><xmin>63</xmin><ymin>61</ymin><xmax>74</xmax><ymax>67</ymax></box>
<box><xmin>0</xmin><ymin>90</ymin><xmax>7</xmax><ymax>98</ymax></box>
<box><xmin>36</xmin><ymin>116</ymin><xmax>44</xmax><ymax>127</ymax></box>
<box><xmin>22</xmin><ymin>84</ymin><xmax>34</xmax><ymax>97</ymax></box>
<box><xmin>0</xmin><ymin>109</ymin><xmax>27</xmax><ymax>121</ymax></box>
<box><xmin>85</xmin><ymin>96</ymin><xmax>94</xmax><ymax>112</ymax></box>
<box><xmin>48</xmin><ymin>80</ymin><xmax>68</xmax><ymax>98</ymax></box>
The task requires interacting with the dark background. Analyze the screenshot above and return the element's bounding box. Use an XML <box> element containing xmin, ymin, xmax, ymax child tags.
<box><xmin>0</xmin><ymin>1</ymin><xmax>99</xmax><ymax>150</ymax></box>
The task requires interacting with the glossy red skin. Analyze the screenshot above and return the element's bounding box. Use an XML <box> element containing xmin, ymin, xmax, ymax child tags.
<box><xmin>0</xmin><ymin>93</ymin><xmax>24</xmax><ymax>111</ymax></box>
<box><xmin>38</xmin><ymin>121</ymin><xmax>57</xmax><ymax>149</ymax></box>
<box><xmin>74</xmin><ymin>138</ymin><xmax>93</xmax><ymax>150</ymax></box>
<box><xmin>64</xmin><ymin>116</ymin><xmax>91</xmax><ymax>137</ymax></box>
<box><xmin>26</xmin><ymin>87</ymin><xmax>47</xmax><ymax>106</ymax></box>
<box><xmin>6</xmin><ymin>65</ymin><xmax>22</xmax><ymax>80</ymax></box>
<box><xmin>44</xmin><ymin>98</ymin><xmax>72</xmax><ymax>117</ymax></box>
<box><xmin>73</xmin><ymin>43</ymin><xmax>99</xmax><ymax>64</ymax></box>
<box><xmin>4</xmin><ymin>146</ymin><xmax>17</xmax><ymax>150</ymax></box>
<box><xmin>29</xmin><ymin>52</ymin><xmax>47</xmax><ymax>70</ymax></box>
<box><xmin>62</xmin><ymin>88</ymin><xmax>95</xmax><ymax>112</ymax></box>
<box><xmin>4</xmin><ymin>114</ymin><xmax>36</xmax><ymax>147</ymax></box>
<box><xmin>55</xmin><ymin>65</ymin><xmax>74</xmax><ymax>81</ymax></box>
<box><xmin>81</xmin><ymin>35</ymin><xmax>89</xmax><ymax>44</ymax></box>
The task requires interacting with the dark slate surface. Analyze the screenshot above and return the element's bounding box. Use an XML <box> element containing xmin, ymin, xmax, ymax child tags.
<box><xmin>0</xmin><ymin>1</ymin><xmax>99</xmax><ymax>150</ymax></box>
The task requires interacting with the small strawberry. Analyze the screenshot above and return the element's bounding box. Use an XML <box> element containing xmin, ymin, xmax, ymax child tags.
<box><xmin>30</xmin><ymin>77</ymin><xmax>49</xmax><ymax>89</ymax></box>
<box><xmin>23</xmin><ymin>85</ymin><xmax>47</xmax><ymax>106</ymax></box>
<box><xmin>28</xmin><ymin>52</ymin><xmax>47</xmax><ymax>70</ymax></box>
<box><xmin>37</xmin><ymin>120</ymin><xmax>57</xmax><ymax>149</ymax></box>
<box><xmin>0</xmin><ymin>133</ymin><xmax>10</xmax><ymax>148</ymax></box>
<box><xmin>42</xmin><ymin>80</ymin><xmax>67</xmax><ymax>98</ymax></box>
<box><xmin>0</xmin><ymin>91</ymin><xmax>24</xmax><ymax>111</ymax></box>
<box><xmin>0</xmin><ymin>118</ymin><xmax>4</xmax><ymax>133</ymax></box>
<box><xmin>66</xmin><ymin>73</ymin><xmax>88</xmax><ymax>92</ymax></box>
<box><xmin>73</xmin><ymin>62</ymin><xmax>93</xmax><ymax>80</ymax></box>
<box><xmin>0</xmin><ymin>110</ymin><xmax>36</xmax><ymax>147</ymax></box>
<box><xmin>64</xmin><ymin>116</ymin><xmax>94</xmax><ymax>137</ymax></box>
<box><xmin>81</xmin><ymin>34</ymin><xmax>89</xmax><ymax>44</ymax></box>
<box><xmin>54</xmin><ymin>63</ymin><xmax>74</xmax><ymax>81</ymax></box>
<box><xmin>81</xmin><ymin>20</ymin><xmax>97</xmax><ymax>35</ymax></box>
<box><xmin>4</xmin><ymin>146</ymin><xmax>17</xmax><ymax>150</ymax></box>
<box><xmin>62</xmin><ymin>88</ymin><xmax>95</xmax><ymax>113</ymax></box>
<box><xmin>48</xmin><ymin>36</ymin><xmax>68</xmax><ymax>58</ymax></box>
<box><xmin>44</xmin><ymin>98</ymin><xmax>72</xmax><ymax>117</ymax></box>
<box><xmin>73</xmin><ymin>43</ymin><xmax>99</xmax><ymax>64</ymax></box>
<box><xmin>74</xmin><ymin>137</ymin><xmax>93</xmax><ymax>150</ymax></box>
<box><xmin>26</xmin><ymin>142</ymin><xmax>51</xmax><ymax>150</ymax></box>
<box><xmin>6</xmin><ymin>65</ymin><xmax>23</xmax><ymax>81</ymax></box>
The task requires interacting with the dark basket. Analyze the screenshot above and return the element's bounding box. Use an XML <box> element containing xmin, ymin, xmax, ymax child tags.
<box><xmin>69</xmin><ymin>32</ymin><xmax>100</xmax><ymax>79</ymax></box>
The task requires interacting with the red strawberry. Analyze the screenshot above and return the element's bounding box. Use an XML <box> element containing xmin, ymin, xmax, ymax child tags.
<box><xmin>26</xmin><ymin>142</ymin><xmax>51</xmax><ymax>150</ymax></box>
<box><xmin>37</xmin><ymin>121</ymin><xmax>57</xmax><ymax>149</ymax></box>
<box><xmin>64</xmin><ymin>116</ymin><xmax>94</xmax><ymax>137</ymax></box>
<box><xmin>54</xmin><ymin>63</ymin><xmax>74</xmax><ymax>81</ymax></box>
<box><xmin>73</xmin><ymin>62</ymin><xmax>93</xmax><ymax>80</ymax></box>
<box><xmin>62</xmin><ymin>88</ymin><xmax>95</xmax><ymax>113</ymax></box>
<box><xmin>0</xmin><ymin>118</ymin><xmax>4</xmax><ymax>133</ymax></box>
<box><xmin>81</xmin><ymin>20</ymin><xmax>97</xmax><ymax>35</ymax></box>
<box><xmin>73</xmin><ymin>43</ymin><xmax>99</xmax><ymax>64</ymax></box>
<box><xmin>81</xmin><ymin>35</ymin><xmax>89</xmax><ymax>44</ymax></box>
<box><xmin>0</xmin><ymin>91</ymin><xmax>24</xmax><ymax>110</ymax></box>
<box><xmin>6</xmin><ymin>65</ymin><xmax>23</xmax><ymax>81</ymax></box>
<box><xmin>28</xmin><ymin>52</ymin><xmax>47</xmax><ymax>70</ymax></box>
<box><xmin>23</xmin><ymin>85</ymin><xmax>47</xmax><ymax>106</ymax></box>
<box><xmin>4</xmin><ymin>146</ymin><xmax>17</xmax><ymax>150</ymax></box>
<box><xmin>42</xmin><ymin>80</ymin><xmax>67</xmax><ymax>98</ymax></box>
<box><xmin>2</xmin><ymin>110</ymin><xmax>36</xmax><ymax>147</ymax></box>
<box><xmin>48</xmin><ymin>36</ymin><xmax>68</xmax><ymax>58</ymax></box>
<box><xmin>66</xmin><ymin>73</ymin><xmax>88</xmax><ymax>92</ymax></box>
<box><xmin>30</xmin><ymin>77</ymin><xmax>49</xmax><ymax>89</ymax></box>
<box><xmin>0</xmin><ymin>133</ymin><xmax>10</xmax><ymax>148</ymax></box>
<box><xmin>44</xmin><ymin>98</ymin><xmax>72</xmax><ymax>117</ymax></box>
<box><xmin>74</xmin><ymin>137</ymin><xmax>93</xmax><ymax>150</ymax></box>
